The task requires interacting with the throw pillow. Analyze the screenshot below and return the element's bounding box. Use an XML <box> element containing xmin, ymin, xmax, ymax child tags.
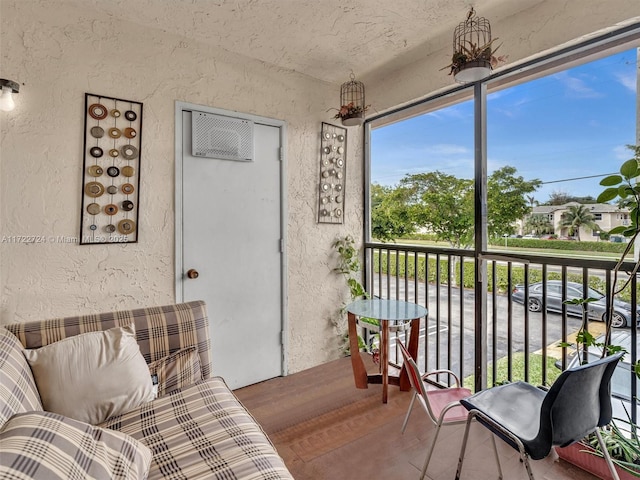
<box><xmin>24</xmin><ymin>324</ymin><xmax>154</xmax><ymax>425</ymax></box>
<box><xmin>0</xmin><ymin>411</ymin><xmax>151</xmax><ymax>480</ymax></box>
<box><xmin>148</xmin><ymin>346</ymin><xmax>202</xmax><ymax>396</ymax></box>
<box><xmin>0</xmin><ymin>327</ymin><xmax>43</xmax><ymax>430</ymax></box>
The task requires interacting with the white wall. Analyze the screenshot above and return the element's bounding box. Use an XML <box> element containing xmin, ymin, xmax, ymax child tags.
<box><xmin>0</xmin><ymin>0</ymin><xmax>363</xmax><ymax>374</ymax></box>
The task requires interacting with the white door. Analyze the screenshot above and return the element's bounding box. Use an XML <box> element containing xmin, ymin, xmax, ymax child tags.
<box><xmin>179</xmin><ymin>108</ymin><xmax>285</xmax><ymax>389</ymax></box>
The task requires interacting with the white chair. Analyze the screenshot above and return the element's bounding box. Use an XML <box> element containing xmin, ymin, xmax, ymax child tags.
<box><xmin>398</xmin><ymin>341</ymin><xmax>502</xmax><ymax>479</ymax></box>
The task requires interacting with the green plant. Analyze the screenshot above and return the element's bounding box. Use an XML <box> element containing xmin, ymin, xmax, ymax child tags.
<box><xmin>557</xmin><ymin>146</ymin><xmax>640</xmax><ymax>475</ymax></box>
<box><xmin>332</xmin><ymin>236</ymin><xmax>375</xmax><ymax>354</ymax></box>
<box><xmin>562</xmin><ymin>146</ymin><xmax>640</xmax><ymax>366</ymax></box>
<box><xmin>334</xmin><ymin>235</ymin><xmax>368</xmax><ymax>300</ymax></box>
<box><xmin>586</xmin><ymin>408</ymin><xmax>640</xmax><ymax>477</ymax></box>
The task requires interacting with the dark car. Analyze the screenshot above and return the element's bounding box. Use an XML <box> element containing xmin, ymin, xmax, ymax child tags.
<box><xmin>511</xmin><ymin>280</ymin><xmax>639</xmax><ymax>328</ymax></box>
<box><xmin>558</xmin><ymin>331</ymin><xmax>639</xmax><ymax>425</ymax></box>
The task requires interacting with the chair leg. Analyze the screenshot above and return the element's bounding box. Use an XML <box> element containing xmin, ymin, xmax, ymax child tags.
<box><xmin>519</xmin><ymin>451</ymin><xmax>535</xmax><ymax>480</ymax></box>
<box><xmin>489</xmin><ymin>434</ymin><xmax>503</xmax><ymax>480</ymax></box>
<box><xmin>454</xmin><ymin>414</ymin><xmax>474</xmax><ymax>480</ymax></box>
<box><xmin>595</xmin><ymin>429</ymin><xmax>621</xmax><ymax>480</ymax></box>
<box><xmin>419</xmin><ymin>417</ymin><xmax>443</xmax><ymax>480</ymax></box>
<box><xmin>401</xmin><ymin>392</ymin><xmax>417</xmax><ymax>434</ymax></box>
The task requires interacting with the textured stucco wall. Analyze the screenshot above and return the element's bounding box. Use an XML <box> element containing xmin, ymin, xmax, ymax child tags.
<box><xmin>0</xmin><ymin>0</ymin><xmax>364</xmax><ymax>373</ymax></box>
<box><xmin>366</xmin><ymin>0</ymin><xmax>640</xmax><ymax>114</ymax></box>
<box><xmin>1</xmin><ymin>0</ymin><xmax>638</xmax><ymax>376</ymax></box>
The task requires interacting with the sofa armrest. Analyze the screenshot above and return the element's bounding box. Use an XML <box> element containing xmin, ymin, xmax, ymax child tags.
<box><xmin>5</xmin><ymin>301</ymin><xmax>212</xmax><ymax>380</ymax></box>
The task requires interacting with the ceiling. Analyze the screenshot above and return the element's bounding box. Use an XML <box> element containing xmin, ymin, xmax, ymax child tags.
<box><xmin>69</xmin><ymin>0</ymin><xmax>546</xmax><ymax>84</ymax></box>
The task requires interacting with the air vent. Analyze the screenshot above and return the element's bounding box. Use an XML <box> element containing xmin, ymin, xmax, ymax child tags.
<box><xmin>192</xmin><ymin>111</ymin><xmax>254</xmax><ymax>161</ymax></box>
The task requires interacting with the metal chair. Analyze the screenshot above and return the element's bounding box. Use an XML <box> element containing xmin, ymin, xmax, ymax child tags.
<box><xmin>455</xmin><ymin>352</ymin><xmax>624</xmax><ymax>480</ymax></box>
<box><xmin>397</xmin><ymin>341</ymin><xmax>501</xmax><ymax>480</ymax></box>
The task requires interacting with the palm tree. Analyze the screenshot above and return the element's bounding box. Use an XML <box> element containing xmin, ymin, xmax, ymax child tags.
<box><xmin>558</xmin><ymin>205</ymin><xmax>599</xmax><ymax>241</ymax></box>
<box><xmin>524</xmin><ymin>214</ymin><xmax>553</xmax><ymax>235</ymax></box>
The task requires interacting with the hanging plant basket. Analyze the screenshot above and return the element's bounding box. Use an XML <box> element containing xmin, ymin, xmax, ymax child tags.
<box><xmin>453</xmin><ymin>59</ymin><xmax>493</xmax><ymax>83</ymax></box>
<box><xmin>341</xmin><ymin>111</ymin><xmax>364</xmax><ymax>127</ymax></box>
<box><xmin>442</xmin><ymin>8</ymin><xmax>506</xmax><ymax>83</ymax></box>
<box><xmin>331</xmin><ymin>72</ymin><xmax>369</xmax><ymax>127</ymax></box>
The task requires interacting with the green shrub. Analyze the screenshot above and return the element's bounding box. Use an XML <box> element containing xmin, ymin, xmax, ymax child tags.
<box><xmin>488</xmin><ymin>238</ymin><xmax>627</xmax><ymax>253</ymax></box>
<box><xmin>374</xmin><ymin>251</ymin><xmax>637</xmax><ymax>301</ymax></box>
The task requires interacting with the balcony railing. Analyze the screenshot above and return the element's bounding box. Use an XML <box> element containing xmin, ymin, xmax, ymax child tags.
<box><xmin>364</xmin><ymin>242</ymin><xmax>639</xmax><ymax>424</ymax></box>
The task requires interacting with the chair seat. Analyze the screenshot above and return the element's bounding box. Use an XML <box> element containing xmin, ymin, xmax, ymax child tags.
<box><xmin>426</xmin><ymin>387</ymin><xmax>472</xmax><ymax>422</ymax></box>
<box><xmin>461</xmin><ymin>382</ymin><xmax>545</xmax><ymax>450</ymax></box>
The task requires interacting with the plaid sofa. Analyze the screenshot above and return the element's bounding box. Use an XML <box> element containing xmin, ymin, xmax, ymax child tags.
<box><xmin>1</xmin><ymin>301</ymin><xmax>293</xmax><ymax>480</ymax></box>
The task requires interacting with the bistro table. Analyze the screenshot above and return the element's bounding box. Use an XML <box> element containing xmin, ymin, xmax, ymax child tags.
<box><xmin>345</xmin><ymin>298</ymin><xmax>428</xmax><ymax>403</ymax></box>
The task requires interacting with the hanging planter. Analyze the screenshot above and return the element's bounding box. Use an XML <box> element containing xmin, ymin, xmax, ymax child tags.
<box><xmin>442</xmin><ymin>8</ymin><xmax>507</xmax><ymax>83</ymax></box>
<box><xmin>332</xmin><ymin>73</ymin><xmax>369</xmax><ymax>127</ymax></box>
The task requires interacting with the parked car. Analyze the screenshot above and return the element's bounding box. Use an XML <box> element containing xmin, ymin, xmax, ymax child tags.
<box><xmin>557</xmin><ymin>331</ymin><xmax>639</xmax><ymax>425</ymax></box>
<box><xmin>511</xmin><ymin>280</ymin><xmax>639</xmax><ymax>328</ymax></box>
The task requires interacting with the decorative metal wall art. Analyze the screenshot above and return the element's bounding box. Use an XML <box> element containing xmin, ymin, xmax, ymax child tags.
<box><xmin>318</xmin><ymin>122</ymin><xmax>346</xmax><ymax>224</ymax></box>
<box><xmin>80</xmin><ymin>93</ymin><xmax>142</xmax><ymax>244</ymax></box>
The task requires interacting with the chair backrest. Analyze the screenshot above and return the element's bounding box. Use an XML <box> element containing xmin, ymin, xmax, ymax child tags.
<box><xmin>398</xmin><ymin>341</ymin><xmax>436</xmax><ymax>421</ymax></box>
<box><xmin>539</xmin><ymin>352</ymin><xmax>623</xmax><ymax>452</ymax></box>
<box><xmin>398</xmin><ymin>341</ymin><xmax>426</xmax><ymax>396</ymax></box>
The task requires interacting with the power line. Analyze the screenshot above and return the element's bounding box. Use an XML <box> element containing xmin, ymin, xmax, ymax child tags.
<box><xmin>540</xmin><ymin>172</ymin><xmax>616</xmax><ymax>185</ymax></box>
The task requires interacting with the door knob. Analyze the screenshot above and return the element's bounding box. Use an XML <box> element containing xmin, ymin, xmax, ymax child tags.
<box><xmin>186</xmin><ymin>269</ymin><xmax>199</xmax><ymax>279</ymax></box>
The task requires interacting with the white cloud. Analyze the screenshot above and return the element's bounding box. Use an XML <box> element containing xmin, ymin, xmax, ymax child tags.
<box><xmin>371</xmin><ymin>143</ymin><xmax>473</xmax><ymax>185</ymax></box>
<box><xmin>553</xmin><ymin>71</ymin><xmax>603</xmax><ymax>98</ymax></box>
<box><xmin>615</xmin><ymin>71</ymin><xmax>636</xmax><ymax>92</ymax></box>
<box><xmin>613</xmin><ymin>144</ymin><xmax>634</xmax><ymax>160</ymax></box>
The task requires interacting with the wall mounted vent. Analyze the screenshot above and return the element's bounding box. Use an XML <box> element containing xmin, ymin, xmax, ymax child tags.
<box><xmin>192</xmin><ymin>111</ymin><xmax>254</xmax><ymax>161</ymax></box>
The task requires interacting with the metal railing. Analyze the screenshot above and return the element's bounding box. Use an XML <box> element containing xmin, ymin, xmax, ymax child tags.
<box><xmin>364</xmin><ymin>242</ymin><xmax>639</xmax><ymax>423</ymax></box>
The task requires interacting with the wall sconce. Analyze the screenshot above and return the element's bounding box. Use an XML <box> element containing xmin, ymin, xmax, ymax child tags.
<box><xmin>0</xmin><ymin>79</ymin><xmax>20</xmax><ymax>112</ymax></box>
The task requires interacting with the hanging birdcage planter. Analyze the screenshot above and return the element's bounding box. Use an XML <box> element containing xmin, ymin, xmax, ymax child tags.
<box><xmin>443</xmin><ymin>8</ymin><xmax>505</xmax><ymax>83</ymax></box>
<box><xmin>333</xmin><ymin>73</ymin><xmax>368</xmax><ymax>127</ymax></box>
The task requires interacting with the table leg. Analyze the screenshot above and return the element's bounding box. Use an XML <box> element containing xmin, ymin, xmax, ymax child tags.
<box><xmin>400</xmin><ymin>317</ymin><xmax>422</xmax><ymax>391</ymax></box>
<box><xmin>347</xmin><ymin>312</ymin><xmax>368</xmax><ymax>389</ymax></box>
<box><xmin>381</xmin><ymin>320</ymin><xmax>389</xmax><ymax>403</ymax></box>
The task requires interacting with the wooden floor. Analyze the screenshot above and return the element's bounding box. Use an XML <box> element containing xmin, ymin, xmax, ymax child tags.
<box><xmin>235</xmin><ymin>356</ymin><xmax>597</xmax><ymax>480</ymax></box>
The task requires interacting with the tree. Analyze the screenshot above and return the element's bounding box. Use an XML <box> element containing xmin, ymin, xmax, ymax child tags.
<box><xmin>487</xmin><ymin>166</ymin><xmax>541</xmax><ymax>239</ymax></box>
<box><xmin>545</xmin><ymin>190</ymin><xmax>597</xmax><ymax>205</ymax></box>
<box><xmin>370</xmin><ymin>183</ymin><xmax>414</xmax><ymax>242</ymax></box>
<box><xmin>523</xmin><ymin>214</ymin><xmax>553</xmax><ymax>235</ymax></box>
<box><xmin>558</xmin><ymin>204</ymin><xmax>599</xmax><ymax>241</ymax></box>
<box><xmin>398</xmin><ymin>171</ymin><xmax>474</xmax><ymax>248</ymax></box>
<box><xmin>370</xmin><ymin>166</ymin><xmax>540</xmax><ymax>248</ymax></box>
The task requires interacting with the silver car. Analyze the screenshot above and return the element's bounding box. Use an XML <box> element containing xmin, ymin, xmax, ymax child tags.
<box><xmin>511</xmin><ymin>280</ymin><xmax>639</xmax><ymax>328</ymax></box>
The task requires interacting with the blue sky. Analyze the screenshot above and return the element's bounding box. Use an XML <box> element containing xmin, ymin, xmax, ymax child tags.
<box><xmin>371</xmin><ymin>48</ymin><xmax>638</xmax><ymax>203</ymax></box>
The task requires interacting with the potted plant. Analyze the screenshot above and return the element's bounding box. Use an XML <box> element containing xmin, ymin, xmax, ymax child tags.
<box><xmin>331</xmin><ymin>235</ymin><xmax>380</xmax><ymax>360</ymax></box>
<box><xmin>441</xmin><ymin>38</ymin><xmax>507</xmax><ymax>82</ymax></box>
<box><xmin>332</xmin><ymin>102</ymin><xmax>370</xmax><ymax>127</ymax></box>
<box><xmin>556</xmin><ymin>412</ymin><xmax>640</xmax><ymax>479</ymax></box>
<box><xmin>556</xmin><ymin>145</ymin><xmax>640</xmax><ymax>478</ymax></box>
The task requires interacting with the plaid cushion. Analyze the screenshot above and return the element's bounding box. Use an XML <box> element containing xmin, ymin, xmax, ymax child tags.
<box><xmin>148</xmin><ymin>347</ymin><xmax>202</xmax><ymax>397</ymax></box>
<box><xmin>5</xmin><ymin>301</ymin><xmax>211</xmax><ymax>380</ymax></box>
<box><xmin>101</xmin><ymin>378</ymin><xmax>293</xmax><ymax>480</ymax></box>
<box><xmin>0</xmin><ymin>328</ymin><xmax>43</xmax><ymax>430</ymax></box>
<box><xmin>0</xmin><ymin>411</ymin><xmax>151</xmax><ymax>479</ymax></box>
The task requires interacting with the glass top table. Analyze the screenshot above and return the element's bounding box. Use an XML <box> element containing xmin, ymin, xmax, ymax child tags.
<box><xmin>345</xmin><ymin>299</ymin><xmax>427</xmax><ymax>322</ymax></box>
<box><xmin>345</xmin><ymin>299</ymin><xmax>428</xmax><ymax>403</ymax></box>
